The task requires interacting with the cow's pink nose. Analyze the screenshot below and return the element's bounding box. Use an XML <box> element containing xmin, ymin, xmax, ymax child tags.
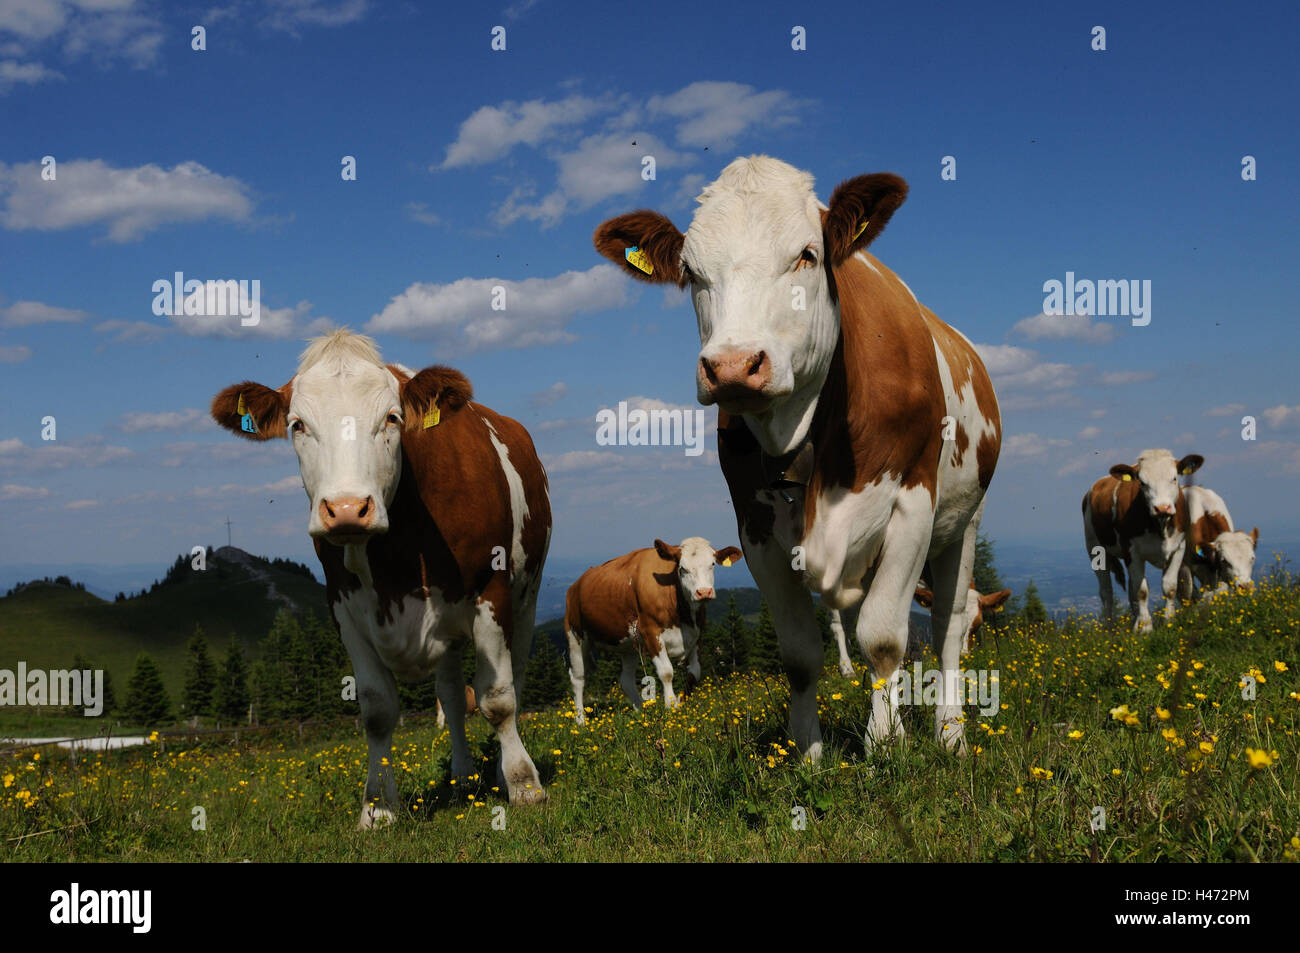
<box><xmin>695</xmin><ymin>588</ymin><xmax>715</xmax><ymax>601</ymax></box>
<box><xmin>699</xmin><ymin>349</ymin><xmax>771</xmax><ymax>402</ymax></box>
<box><xmin>1155</xmin><ymin>504</ymin><xmax>1174</xmax><ymax>516</ymax></box>
<box><xmin>319</xmin><ymin>496</ymin><xmax>376</xmax><ymax>535</ymax></box>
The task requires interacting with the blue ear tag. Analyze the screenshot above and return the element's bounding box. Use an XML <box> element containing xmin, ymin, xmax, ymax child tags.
<box><xmin>241</xmin><ymin>412</ymin><xmax>258</xmax><ymax>434</ymax></box>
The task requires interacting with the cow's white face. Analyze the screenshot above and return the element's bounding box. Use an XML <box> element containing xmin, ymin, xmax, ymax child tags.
<box><xmin>289</xmin><ymin>360</ymin><xmax>404</xmax><ymax>543</ymax></box>
<box><xmin>1111</xmin><ymin>449</ymin><xmax>1202</xmax><ymax>530</ymax></box>
<box><xmin>655</xmin><ymin>536</ymin><xmax>743</xmax><ymax>611</ymax></box>
<box><xmin>682</xmin><ymin>161</ymin><xmax>838</xmax><ymax>453</ymax></box>
<box><xmin>593</xmin><ymin>156</ymin><xmax>909</xmax><ymax>459</ymax></box>
<box><xmin>1209</xmin><ymin>530</ymin><xmax>1257</xmax><ymax>589</ymax></box>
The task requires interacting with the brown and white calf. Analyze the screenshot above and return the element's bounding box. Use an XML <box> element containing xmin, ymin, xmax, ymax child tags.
<box><xmin>563</xmin><ymin>537</ymin><xmax>742</xmax><ymax>722</ymax></box>
<box><xmin>1082</xmin><ymin>449</ymin><xmax>1202</xmax><ymax>632</ymax></box>
<box><xmin>211</xmin><ymin>330</ymin><xmax>550</xmax><ymax>826</ymax></box>
<box><xmin>830</xmin><ymin>585</ymin><xmax>1011</xmax><ymax>674</ymax></box>
<box><xmin>595</xmin><ymin>156</ymin><xmax>1002</xmax><ymax>755</ymax></box>
<box><xmin>1178</xmin><ymin>485</ymin><xmax>1258</xmax><ymax>598</ymax></box>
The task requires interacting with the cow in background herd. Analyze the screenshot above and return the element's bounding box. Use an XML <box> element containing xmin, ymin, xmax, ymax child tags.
<box><xmin>564</xmin><ymin>537</ymin><xmax>742</xmax><ymax>722</ymax></box>
<box><xmin>1179</xmin><ymin>485</ymin><xmax>1259</xmax><ymax>598</ymax></box>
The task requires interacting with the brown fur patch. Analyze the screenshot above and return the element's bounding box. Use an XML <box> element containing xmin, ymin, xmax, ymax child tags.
<box><xmin>399</xmin><ymin>366</ymin><xmax>473</xmax><ymax>432</ymax></box>
<box><xmin>824</xmin><ymin>173</ymin><xmax>908</xmax><ymax>265</ymax></box>
<box><xmin>210</xmin><ymin>379</ymin><xmax>293</xmax><ymax>440</ymax></box>
<box><xmin>565</xmin><ymin>547</ymin><xmax>698</xmax><ymax>656</ymax></box>
<box><xmin>592</xmin><ymin>211</ymin><xmax>686</xmax><ymax>286</ymax></box>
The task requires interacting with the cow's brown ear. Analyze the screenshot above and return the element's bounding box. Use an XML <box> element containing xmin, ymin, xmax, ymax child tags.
<box><xmin>823</xmin><ymin>173</ymin><xmax>908</xmax><ymax>266</ymax></box>
<box><xmin>400</xmin><ymin>365</ymin><xmax>473</xmax><ymax>432</ymax></box>
<box><xmin>1250</xmin><ymin>527</ymin><xmax>1259</xmax><ymax>547</ymax></box>
<box><xmin>1177</xmin><ymin>453</ymin><xmax>1204</xmax><ymax>476</ymax></box>
<box><xmin>714</xmin><ymin>546</ymin><xmax>743</xmax><ymax>566</ymax></box>
<box><xmin>1110</xmin><ymin>463</ymin><xmax>1138</xmax><ymax>482</ymax></box>
<box><xmin>980</xmin><ymin>589</ymin><xmax>1013</xmax><ymax>610</ymax></box>
<box><xmin>654</xmin><ymin>538</ymin><xmax>682</xmax><ymax>562</ymax></box>
<box><xmin>211</xmin><ymin>381</ymin><xmax>291</xmax><ymax>440</ymax></box>
<box><xmin>913</xmin><ymin>588</ymin><xmax>934</xmax><ymax>609</ymax></box>
<box><xmin>593</xmin><ymin>211</ymin><xmax>685</xmax><ymax>286</ymax></box>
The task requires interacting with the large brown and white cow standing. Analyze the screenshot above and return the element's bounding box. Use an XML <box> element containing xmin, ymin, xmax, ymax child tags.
<box><xmin>1082</xmin><ymin>449</ymin><xmax>1202</xmax><ymax>632</ymax></box>
<box><xmin>564</xmin><ymin>537</ymin><xmax>742</xmax><ymax>722</ymax></box>
<box><xmin>1178</xmin><ymin>485</ymin><xmax>1258</xmax><ymax>598</ymax></box>
<box><xmin>595</xmin><ymin>156</ymin><xmax>1002</xmax><ymax>755</ymax></box>
<box><xmin>211</xmin><ymin>330</ymin><xmax>550</xmax><ymax>826</ymax></box>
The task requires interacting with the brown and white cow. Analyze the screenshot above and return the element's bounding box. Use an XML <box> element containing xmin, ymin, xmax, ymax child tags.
<box><xmin>594</xmin><ymin>156</ymin><xmax>1002</xmax><ymax>755</ymax></box>
<box><xmin>1178</xmin><ymin>485</ymin><xmax>1258</xmax><ymax>598</ymax></box>
<box><xmin>1082</xmin><ymin>449</ymin><xmax>1202</xmax><ymax>632</ymax></box>
<box><xmin>564</xmin><ymin>537</ymin><xmax>742</xmax><ymax>723</ymax></box>
<box><xmin>830</xmin><ymin>585</ymin><xmax>1012</xmax><ymax>674</ymax></box>
<box><xmin>211</xmin><ymin>330</ymin><xmax>550</xmax><ymax>826</ymax></box>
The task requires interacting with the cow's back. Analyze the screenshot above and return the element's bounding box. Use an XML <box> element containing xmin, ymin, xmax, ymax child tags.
<box><xmin>1185</xmin><ymin>486</ymin><xmax>1233</xmax><ymax>550</ymax></box>
<box><xmin>567</xmin><ymin>549</ymin><xmax>676</xmax><ymax>646</ymax></box>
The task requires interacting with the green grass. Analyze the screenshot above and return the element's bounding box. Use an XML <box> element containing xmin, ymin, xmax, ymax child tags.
<box><xmin>3</xmin><ymin>573</ymin><xmax>1297</xmax><ymax>862</ymax></box>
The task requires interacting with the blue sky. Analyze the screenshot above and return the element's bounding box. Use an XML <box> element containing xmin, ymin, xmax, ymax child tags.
<box><xmin>1</xmin><ymin>0</ymin><xmax>1297</xmax><ymax>582</ymax></box>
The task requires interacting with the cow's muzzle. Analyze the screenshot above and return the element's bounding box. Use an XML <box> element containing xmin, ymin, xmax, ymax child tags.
<box><xmin>698</xmin><ymin>349</ymin><xmax>773</xmax><ymax>412</ymax></box>
<box><xmin>316</xmin><ymin>495</ymin><xmax>381</xmax><ymax>543</ymax></box>
<box><xmin>694</xmin><ymin>588</ymin><xmax>716</xmax><ymax>601</ymax></box>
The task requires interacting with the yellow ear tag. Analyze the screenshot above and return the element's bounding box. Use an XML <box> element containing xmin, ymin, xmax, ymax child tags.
<box><xmin>236</xmin><ymin>393</ymin><xmax>247</xmax><ymax>416</ymax></box>
<box><xmin>852</xmin><ymin>220</ymin><xmax>869</xmax><ymax>241</ymax></box>
<box><xmin>1180</xmin><ymin>466</ymin><xmax>1192</xmax><ymax>474</ymax></box>
<box><xmin>422</xmin><ymin>405</ymin><xmax>440</xmax><ymax>429</ymax></box>
<box><xmin>722</xmin><ymin>558</ymin><xmax>732</xmax><ymax>567</ymax></box>
<box><xmin>625</xmin><ymin>246</ymin><xmax>653</xmax><ymax>275</ymax></box>
<box><xmin>1121</xmin><ymin>473</ymin><xmax>1132</xmax><ymax>481</ymax></box>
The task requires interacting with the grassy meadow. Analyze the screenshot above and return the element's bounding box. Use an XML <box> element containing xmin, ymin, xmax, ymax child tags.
<box><xmin>3</xmin><ymin>572</ymin><xmax>1298</xmax><ymax>862</ymax></box>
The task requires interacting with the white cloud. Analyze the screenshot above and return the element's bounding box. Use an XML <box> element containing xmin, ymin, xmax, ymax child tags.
<box><xmin>1078</xmin><ymin>425</ymin><xmax>1102</xmax><ymax>440</ymax></box>
<box><xmin>404</xmin><ymin>201</ymin><xmax>441</xmax><ymax>226</ymax></box>
<box><xmin>529</xmin><ymin>381</ymin><xmax>568</xmax><ymax>408</ymax></box>
<box><xmin>0</xmin><ymin>57</ymin><xmax>61</xmax><ymax>92</ymax></box>
<box><xmin>1205</xmin><ymin>403</ymin><xmax>1246</xmax><ymax>417</ymax></box>
<box><xmin>0</xmin><ymin>344</ymin><xmax>31</xmax><ymax>362</ymax></box>
<box><xmin>262</xmin><ymin>0</ymin><xmax>369</xmax><ymax>31</ymax></box>
<box><xmin>367</xmin><ymin>264</ymin><xmax>632</xmax><ymax>353</ymax></box>
<box><xmin>119</xmin><ymin>408</ymin><xmax>212</xmax><ymax>433</ymax></box>
<box><xmin>0</xmin><ymin>483</ymin><xmax>49</xmax><ymax>500</ymax></box>
<box><xmin>437</xmin><ymin>94</ymin><xmax>614</xmax><ymax>169</ymax></box>
<box><xmin>975</xmin><ymin>343</ymin><xmax>1077</xmax><ymax>391</ymax></box>
<box><xmin>645</xmin><ymin>81</ymin><xmax>806</xmax><ymax>148</ymax></box>
<box><xmin>1099</xmin><ymin>370</ymin><xmax>1157</xmax><ymax>386</ymax></box>
<box><xmin>1002</xmin><ymin>433</ymin><xmax>1071</xmax><ymax>458</ymax></box>
<box><xmin>0</xmin><ymin>436</ymin><xmax>133</xmax><ymax>472</ymax></box>
<box><xmin>93</xmin><ymin>318</ymin><xmax>166</xmax><ymax>342</ymax></box>
<box><xmin>168</xmin><ymin>298</ymin><xmax>331</xmax><ymax>340</ymax></box>
<box><xmin>0</xmin><ymin>159</ymin><xmax>255</xmax><ymax>242</ymax></box>
<box><xmin>0</xmin><ymin>1</ymin><xmax>163</xmax><ymax>78</ymax></box>
<box><xmin>1010</xmin><ymin>311</ymin><xmax>1116</xmax><ymax>344</ymax></box>
<box><xmin>1262</xmin><ymin>404</ymin><xmax>1300</xmax><ymax>430</ymax></box>
<box><xmin>64</xmin><ymin>498</ymin><xmax>97</xmax><ymax>509</ymax></box>
<box><xmin>0</xmin><ymin>299</ymin><xmax>89</xmax><ymax>326</ymax></box>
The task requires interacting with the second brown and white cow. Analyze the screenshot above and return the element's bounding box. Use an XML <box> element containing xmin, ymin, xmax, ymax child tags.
<box><xmin>1082</xmin><ymin>448</ymin><xmax>1202</xmax><ymax>632</ymax></box>
<box><xmin>1179</xmin><ymin>485</ymin><xmax>1258</xmax><ymax>598</ymax></box>
<box><xmin>595</xmin><ymin>156</ymin><xmax>1002</xmax><ymax>755</ymax></box>
<box><xmin>564</xmin><ymin>537</ymin><xmax>742</xmax><ymax>723</ymax></box>
<box><xmin>211</xmin><ymin>330</ymin><xmax>550</xmax><ymax>826</ymax></box>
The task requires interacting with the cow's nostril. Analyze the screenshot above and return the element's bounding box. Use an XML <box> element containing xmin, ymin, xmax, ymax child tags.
<box><xmin>748</xmin><ymin>352</ymin><xmax>766</xmax><ymax>377</ymax></box>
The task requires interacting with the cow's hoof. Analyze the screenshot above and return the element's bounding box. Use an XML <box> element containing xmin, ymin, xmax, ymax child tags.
<box><xmin>1134</xmin><ymin>620</ymin><xmax>1154</xmax><ymax>634</ymax></box>
<box><xmin>357</xmin><ymin>804</ymin><xmax>397</xmax><ymax>829</ymax></box>
<box><xmin>509</xmin><ymin>783</ymin><xmax>548</xmax><ymax>806</ymax></box>
<box><xmin>838</xmin><ymin>663</ymin><xmax>855</xmax><ymax>678</ymax></box>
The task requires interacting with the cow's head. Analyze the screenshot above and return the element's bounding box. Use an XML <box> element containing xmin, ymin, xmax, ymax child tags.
<box><xmin>595</xmin><ymin>155</ymin><xmax>908</xmax><ymax>456</ymax></box>
<box><xmin>1199</xmin><ymin>527</ymin><xmax>1258</xmax><ymax>590</ymax></box>
<box><xmin>654</xmin><ymin>537</ymin><xmax>743</xmax><ymax>607</ymax></box>
<box><xmin>1109</xmin><ymin>449</ymin><xmax>1203</xmax><ymax>530</ymax></box>
<box><xmin>211</xmin><ymin>330</ymin><xmax>470</xmax><ymax>546</ymax></box>
<box><xmin>914</xmin><ymin>586</ymin><xmax>1012</xmax><ymax>652</ymax></box>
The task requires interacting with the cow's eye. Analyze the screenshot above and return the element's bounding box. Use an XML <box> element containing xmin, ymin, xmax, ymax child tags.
<box><xmin>795</xmin><ymin>247</ymin><xmax>818</xmax><ymax>271</ymax></box>
<box><xmin>290</xmin><ymin>419</ymin><xmax>305</xmax><ymax>435</ymax></box>
<box><xmin>386</xmin><ymin>413</ymin><xmax>401</xmax><ymax>427</ymax></box>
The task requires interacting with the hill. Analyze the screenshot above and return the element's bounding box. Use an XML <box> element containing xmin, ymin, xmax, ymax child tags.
<box><xmin>0</xmin><ymin>547</ymin><xmax>328</xmax><ymax>704</ymax></box>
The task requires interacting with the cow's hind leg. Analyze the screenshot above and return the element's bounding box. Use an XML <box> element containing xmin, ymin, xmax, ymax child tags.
<box><xmin>650</xmin><ymin>643</ymin><xmax>678</xmax><ymax>709</ymax></box>
<box><xmin>471</xmin><ymin>599</ymin><xmax>545</xmax><ymax>806</ymax></box>
<box><xmin>340</xmin><ymin>628</ymin><xmax>404</xmax><ymax>829</ymax></box>
<box><xmin>927</xmin><ymin>518</ymin><xmax>980</xmax><ymax>754</ymax></box>
<box><xmin>831</xmin><ymin>610</ymin><xmax>854</xmax><ymax>677</ymax></box>
<box><xmin>435</xmin><ymin>641</ymin><xmax>473</xmax><ymax>780</ymax></box>
<box><xmin>1129</xmin><ymin>558</ymin><xmax>1153</xmax><ymax>633</ymax></box>
<box><xmin>618</xmin><ymin>652</ymin><xmax>642</xmax><ymax>709</ymax></box>
<box><xmin>565</xmin><ymin>628</ymin><xmax>587</xmax><ymax>724</ymax></box>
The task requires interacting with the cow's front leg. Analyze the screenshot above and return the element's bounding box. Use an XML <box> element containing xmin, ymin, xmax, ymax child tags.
<box><xmin>684</xmin><ymin>636</ymin><xmax>702</xmax><ymax>694</ymax></box>
<box><xmin>565</xmin><ymin>629</ymin><xmax>588</xmax><ymax>724</ymax></box>
<box><xmin>830</xmin><ymin>610</ymin><xmax>855</xmax><ymax>677</ymax></box>
<box><xmin>926</xmin><ymin>516</ymin><xmax>980</xmax><ymax>754</ymax></box>
<box><xmin>1128</xmin><ymin>558</ymin><xmax>1153</xmax><ymax>633</ymax></box>
<box><xmin>746</xmin><ymin>539</ymin><xmax>824</xmax><ymax>761</ymax></box>
<box><xmin>435</xmin><ymin>641</ymin><xmax>472</xmax><ymax>780</ymax></box>
<box><xmin>340</xmin><ymin>629</ymin><xmax>402</xmax><ymax>829</ymax></box>
<box><xmin>471</xmin><ymin>597</ymin><xmax>545</xmax><ymax>806</ymax></box>
<box><xmin>1159</xmin><ymin>545</ymin><xmax>1185</xmax><ymax>622</ymax></box>
<box><xmin>651</xmin><ymin>644</ymin><xmax>678</xmax><ymax>709</ymax></box>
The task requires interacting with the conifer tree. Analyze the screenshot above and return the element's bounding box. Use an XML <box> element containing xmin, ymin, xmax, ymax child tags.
<box><xmin>124</xmin><ymin>653</ymin><xmax>172</xmax><ymax>725</ymax></box>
